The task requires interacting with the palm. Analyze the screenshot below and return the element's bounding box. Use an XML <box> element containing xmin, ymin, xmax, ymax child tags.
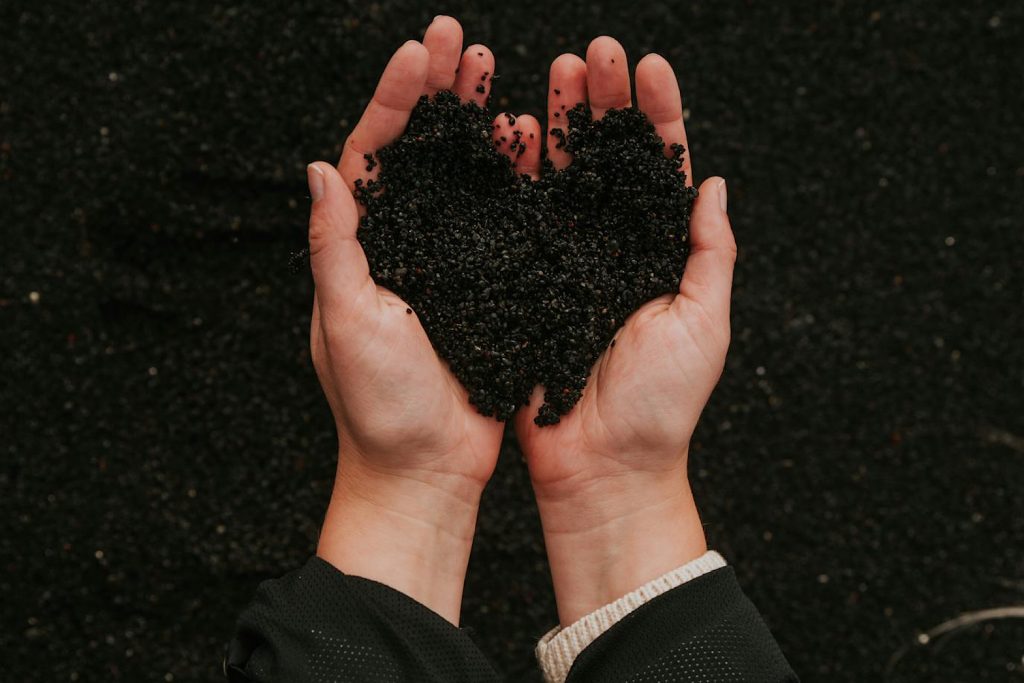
<box><xmin>312</xmin><ymin>284</ymin><xmax>502</xmax><ymax>483</ymax></box>
<box><xmin>517</xmin><ymin>288</ymin><xmax>728</xmax><ymax>485</ymax></box>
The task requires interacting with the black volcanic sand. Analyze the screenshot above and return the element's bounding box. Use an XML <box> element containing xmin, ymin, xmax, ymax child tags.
<box><xmin>357</xmin><ymin>91</ymin><xmax>694</xmax><ymax>424</ymax></box>
<box><xmin>3</xmin><ymin>3</ymin><xmax>1022</xmax><ymax>682</ymax></box>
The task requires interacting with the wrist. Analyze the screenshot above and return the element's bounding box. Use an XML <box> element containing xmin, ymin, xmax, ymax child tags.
<box><xmin>533</xmin><ymin>465</ymin><xmax>707</xmax><ymax>626</ymax></box>
<box><xmin>317</xmin><ymin>456</ymin><xmax>482</xmax><ymax>625</ymax></box>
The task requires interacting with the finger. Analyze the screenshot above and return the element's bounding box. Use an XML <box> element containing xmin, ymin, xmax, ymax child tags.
<box><xmin>636</xmin><ymin>53</ymin><xmax>693</xmax><ymax>186</ymax></box>
<box><xmin>547</xmin><ymin>54</ymin><xmax>587</xmax><ymax>170</ymax></box>
<box><xmin>512</xmin><ymin>114</ymin><xmax>542</xmax><ymax>179</ymax></box>
<box><xmin>453</xmin><ymin>44</ymin><xmax>495</xmax><ymax>106</ymax></box>
<box><xmin>493</xmin><ymin>113</ymin><xmax>542</xmax><ymax>180</ymax></box>
<box><xmin>338</xmin><ymin>40</ymin><xmax>430</xmax><ymax>189</ymax></box>
<box><xmin>676</xmin><ymin>177</ymin><xmax>735</xmax><ymax>322</ymax></box>
<box><xmin>490</xmin><ymin>112</ymin><xmax>517</xmax><ymax>162</ymax></box>
<box><xmin>422</xmin><ymin>16</ymin><xmax>463</xmax><ymax>95</ymax></box>
<box><xmin>586</xmin><ymin>36</ymin><xmax>631</xmax><ymax>120</ymax></box>
<box><xmin>307</xmin><ymin>162</ymin><xmax>374</xmax><ymax>314</ymax></box>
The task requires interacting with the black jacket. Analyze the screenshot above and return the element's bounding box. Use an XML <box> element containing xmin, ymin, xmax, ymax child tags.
<box><xmin>226</xmin><ymin>557</ymin><xmax>797</xmax><ymax>682</ymax></box>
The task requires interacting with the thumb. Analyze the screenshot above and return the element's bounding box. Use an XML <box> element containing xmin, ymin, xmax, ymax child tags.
<box><xmin>307</xmin><ymin>161</ymin><xmax>372</xmax><ymax>314</ymax></box>
<box><xmin>676</xmin><ymin>177</ymin><xmax>737</xmax><ymax>323</ymax></box>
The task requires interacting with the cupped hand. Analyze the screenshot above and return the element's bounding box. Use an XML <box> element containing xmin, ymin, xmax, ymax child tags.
<box><xmin>311</xmin><ymin>18</ymin><xmax>501</xmax><ymax>496</ymax></box>
<box><xmin>510</xmin><ymin>38</ymin><xmax>737</xmax><ymax>625</ymax></box>
<box><xmin>309</xmin><ymin>17</ymin><xmax>503</xmax><ymax>624</ymax></box>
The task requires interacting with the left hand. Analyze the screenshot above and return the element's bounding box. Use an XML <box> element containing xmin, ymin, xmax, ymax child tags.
<box><xmin>513</xmin><ymin>38</ymin><xmax>737</xmax><ymax>625</ymax></box>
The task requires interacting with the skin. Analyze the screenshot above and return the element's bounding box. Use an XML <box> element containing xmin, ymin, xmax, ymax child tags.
<box><xmin>307</xmin><ymin>19</ymin><xmax>736</xmax><ymax>628</ymax></box>
<box><xmin>514</xmin><ymin>38</ymin><xmax>736</xmax><ymax>626</ymax></box>
<box><xmin>309</xmin><ymin>17</ymin><xmax>502</xmax><ymax>625</ymax></box>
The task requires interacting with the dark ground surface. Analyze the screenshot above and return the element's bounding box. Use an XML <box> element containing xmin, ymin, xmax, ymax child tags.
<box><xmin>2</xmin><ymin>1</ymin><xmax>1022</xmax><ymax>681</ymax></box>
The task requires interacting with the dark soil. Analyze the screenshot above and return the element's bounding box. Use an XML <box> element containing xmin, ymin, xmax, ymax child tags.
<box><xmin>2</xmin><ymin>2</ymin><xmax>1022</xmax><ymax>682</ymax></box>
<box><xmin>356</xmin><ymin>91</ymin><xmax>543</xmax><ymax>421</ymax></box>
<box><xmin>357</xmin><ymin>92</ymin><xmax>694</xmax><ymax>424</ymax></box>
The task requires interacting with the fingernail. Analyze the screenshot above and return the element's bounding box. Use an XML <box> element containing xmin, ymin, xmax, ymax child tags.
<box><xmin>717</xmin><ymin>178</ymin><xmax>728</xmax><ymax>213</ymax></box>
<box><xmin>307</xmin><ymin>164</ymin><xmax>324</xmax><ymax>202</ymax></box>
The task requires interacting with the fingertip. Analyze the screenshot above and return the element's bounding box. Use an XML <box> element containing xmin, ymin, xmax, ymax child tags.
<box><xmin>635</xmin><ymin>53</ymin><xmax>674</xmax><ymax>93</ymax></box>
<box><xmin>309</xmin><ymin>160</ymin><xmax>334</xmax><ymax>175</ymax></box>
<box><xmin>425</xmin><ymin>15</ymin><xmax>462</xmax><ymax>45</ymax></box>
<box><xmin>698</xmin><ymin>176</ymin><xmax>728</xmax><ymax>214</ymax></box>
<box><xmin>312</xmin><ymin>160</ymin><xmax>346</xmax><ymax>188</ymax></box>
<box><xmin>550</xmin><ymin>52</ymin><xmax>586</xmax><ymax>78</ymax></box>
<box><xmin>636</xmin><ymin>51</ymin><xmax>670</xmax><ymax>71</ymax></box>
<box><xmin>375</xmin><ymin>41</ymin><xmax>430</xmax><ymax>110</ymax></box>
<box><xmin>401</xmin><ymin>38</ymin><xmax>428</xmax><ymax>54</ymax></box>
<box><xmin>636</xmin><ymin>54</ymin><xmax>681</xmax><ymax>122</ymax></box>
<box><xmin>307</xmin><ymin>163</ymin><xmax>326</xmax><ymax>203</ymax></box>
<box><xmin>309</xmin><ymin>161</ymin><xmax>358</xmax><ymax>234</ymax></box>
<box><xmin>513</xmin><ymin>114</ymin><xmax>542</xmax><ymax>179</ymax></box>
<box><xmin>422</xmin><ymin>16</ymin><xmax>463</xmax><ymax>93</ymax></box>
<box><xmin>453</xmin><ymin>44</ymin><xmax>495</xmax><ymax>105</ymax></box>
<box><xmin>395</xmin><ymin>39</ymin><xmax>430</xmax><ymax>67</ymax></box>
<box><xmin>429</xmin><ymin>14</ymin><xmax>458</xmax><ymax>28</ymax></box>
<box><xmin>516</xmin><ymin>113</ymin><xmax>542</xmax><ymax>131</ymax></box>
<box><xmin>399</xmin><ymin>40</ymin><xmax>431</xmax><ymax>73</ymax></box>
<box><xmin>467</xmin><ymin>43</ymin><xmax>495</xmax><ymax>74</ymax></box>
<box><xmin>586</xmin><ymin>36</ymin><xmax>631</xmax><ymax>117</ymax></box>
<box><xmin>586</xmin><ymin>35</ymin><xmax>624</xmax><ymax>59</ymax></box>
<box><xmin>585</xmin><ymin>36</ymin><xmax>628</xmax><ymax>76</ymax></box>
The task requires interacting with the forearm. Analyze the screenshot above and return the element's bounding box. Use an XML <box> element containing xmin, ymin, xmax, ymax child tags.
<box><xmin>317</xmin><ymin>456</ymin><xmax>482</xmax><ymax>625</ymax></box>
<box><xmin>534</xmin><ymin>463</ymin><xmax>708</xmax><ymax>626</ymax></box>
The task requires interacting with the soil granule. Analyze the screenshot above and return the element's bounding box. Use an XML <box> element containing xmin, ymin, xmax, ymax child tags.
<box><xmin>355</xmin><ymin>91</ymin><xmax>697</xmax><ymax>424</ymax></box>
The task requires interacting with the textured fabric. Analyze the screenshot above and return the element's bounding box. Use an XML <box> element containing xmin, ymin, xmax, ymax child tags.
<box><xmin>563</xmin><ymin>566</ymin><xmax>799</xmax><ymax>682</ymax></box>
<box><xmin>536</xmin><ymin>550</ymin><xmax>728</xmax><ymax>683</ymax></box>
<box><xmin>226</xmin><ymin>556</ymin><xmax>796</xmax><ymax>682</ymax></box>
<box><xmin>225</xmin><ymin>556</ymin><xmax>501</xmax><ymax>682</ymax></box>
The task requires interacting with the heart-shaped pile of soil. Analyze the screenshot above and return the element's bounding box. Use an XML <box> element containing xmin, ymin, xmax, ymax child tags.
<box><xmin>355</xmin><ymin>91</ymin><xmax>696</xmax><ymax>425</ymax></box>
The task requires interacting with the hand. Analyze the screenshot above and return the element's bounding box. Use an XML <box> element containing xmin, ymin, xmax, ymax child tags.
<box><xmin>309</xmin><ymin>17</ymin><xmax>503</xmax><ymax>625</ymax></box>
<box><xmin>513</xmin><ymin>38</ymin><xmax>737</xmax><ymax>625</ymax></box>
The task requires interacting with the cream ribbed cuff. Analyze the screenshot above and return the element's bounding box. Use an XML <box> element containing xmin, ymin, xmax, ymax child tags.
<box><xmin>534</xmin><ymin>550</ymin><xmax>727</xmax><ymax>683</ymax></box>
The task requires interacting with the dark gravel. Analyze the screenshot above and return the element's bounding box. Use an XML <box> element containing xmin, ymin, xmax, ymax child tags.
<box><xmin>358</xmin><ymin>93</ymin><xmax>693</xmax><ymax>424</ymax></box>
<box><xmin>2</xmin><ymin>2</ymin><xmax>1022</xmax><ymax>682</ymax></box>
<box><xmin>356</xmin><ymin>91</ymin><xmax>542</xmax><ymax>421</ymax></box>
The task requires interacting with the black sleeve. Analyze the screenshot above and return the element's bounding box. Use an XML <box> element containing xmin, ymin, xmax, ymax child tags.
<box><xmin>565</xmin><ymin>566</ymin><xmax>799</xmax><ymax>682</ymax></box>
<box><xmin>225</xmin><ymin>556</ymin><xmax>501</xmax><ymax>683</ymax></box>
